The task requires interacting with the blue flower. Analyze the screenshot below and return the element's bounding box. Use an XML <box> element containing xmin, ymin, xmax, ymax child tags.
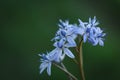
<box><xmin>52</xmin><ymin>39</ymin><xmax>75</xmax><ymax>61</ymax></box>
<box><xmin>90</xmin><ymin>27</ymin><xmax>106</xmax><ymax>46</ymax></box>
<box><xmin>39</xmin><ymin>53</ymin><xmax>52</xmax><ymax>76</ymax></box>
<box><xmin>78</xmin><ymin>19</ymin><xmax>92</xmax><ymax>42</ymax></box>
<box><xmin>52</xmin><ymin>20</ymin><xmax>78</xmax><ymax>47</ymax></box>
<box><xmin>39</xmin><ymin>50</ymin><xmax>66</xmax><ymax>75</ymax></box>
<box><xmin>78</xmin><ymin>17</ymin><xmax>106</xmax><ymax>46</ymax></box>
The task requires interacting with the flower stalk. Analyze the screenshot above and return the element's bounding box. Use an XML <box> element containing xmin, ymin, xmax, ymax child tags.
<box><xmin>53</xmin><ymin>63</ymin><xmax>78</xmax><ymax>80</ymax></box>
<box><xmin>78</xmin><ymin>38</ymin><xmax>85</xmax><ymax>80</ymax></box>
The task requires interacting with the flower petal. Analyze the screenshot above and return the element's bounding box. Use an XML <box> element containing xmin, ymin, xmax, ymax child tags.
<box><xmin>102</xmin><ymin>33</ymin><xmax>106</xmax><ymax>37</ymax></box>
<box><xmin>64</xmin><ymin>43</ymin><xmax>76</xmax><ymax>48</ymax></box>
<box><xmin>47</xmin><ymin>62</ymin><xmax>52</xmax><ymax>76</ymax></box>
<box><xmin>78</xmin><ymin>19</ymin><xmax>85</xmax><ymax>28</ymax></box>
<box><xmin>57</xmin><ymin>39</ymin><xmax>65</xmax><ymax>48</ymax></box>
<box><xmin>55</xmin><ymin>49</ymin><xmax>62</xmax><ymax>62</ymax></box>
<box><xmin>64</xmin><ymin>48</ymin><xmax>75</xmax><ymax>58</ymax></box>
<box><xmin>83</xmin><ymin>34</ymin><xmax>88</xmax><ymax>42</ymax></box>
<box><xmin>48</xmin><ymin>48</ymin><xmax>58</xmax><ymax>60</ymax></box>
<box><xmin>60</xmin><ymin>53</ymin><xmax>65</xmax><ymax>61</ymax></box>
<box><xmin>40</xmin><ymin>62</ymin><xmax>48</xmax><ymax>74</ymax></box>
<box><xmin>92</xmin><ymin>16</ymin><xmax>96</xmax><ymax>25</ymax></box>
<box><xmin>99</xmin><ymin>39</ymin><xmax>104</xmax><ymax>46</ymax></box>
<box><xmin>89</xmin><ymin>17</ymin><xmax>91</xmax><ymax>23</ymax></box>
<box><xmin>67</xmin><ymin>36</ymin><xmax>76</xmax><ymax>47</ymax></box>
<box><xmin>92</xmin><ymin>38</ymin><xmax>98</xmax><ymax>46</ymax></box>
<box><xmin>75</xmin><ymin>27</ymin><xmax>85</xmax><ymax>35</ymax></box>
<box><xmin>53</xmin><ymin>42</ymin><xmax>57</xmax><ymax>47</ymax></box>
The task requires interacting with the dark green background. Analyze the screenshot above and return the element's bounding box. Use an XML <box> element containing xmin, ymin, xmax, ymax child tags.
<box><xmin>0</xmin><ymin>0</ymin><xmax>120</xmax><ymax>80</ymax></box>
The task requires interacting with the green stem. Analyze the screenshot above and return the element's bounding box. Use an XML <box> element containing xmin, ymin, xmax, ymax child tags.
<box><xmin>78</xmin><ymin>39</ymin><xmax>85</xmax><ymax>80</ymax></box>
<box><xmin>53</xmin><ymin>63</ymin><xmax>78</xmax><ymax>80</ymax></box>
<box><xmin>61</xmin><ymin>63</ymin><xmax>73</xmax><ymax>80</ymax></box>
<box><xmin>73</xmin><ymin>58</ymin><xmax>79</xmax><ymax>64</ymax></box>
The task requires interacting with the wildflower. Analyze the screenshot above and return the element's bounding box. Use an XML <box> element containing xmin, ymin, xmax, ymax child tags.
<box><xmin>52</xmin><ymin>39</ymin><xmax>75</xmax><ymax>60</ymax></box>
<box><xmin>39</xmin><ymin>53</ymin><xmax>52</xmax><ymax>76</ymax></box>
<box><xmin>52</xmin><ymin>20</ymin><xmax>78</xmax><ymax>47</ymax></box>
<box><xmin>39</xmin><ymin>50</ymin><xmax>66</xmax><ymax>75</ymax></box>
<box><xmin>90</xmin><ymin>27</ymin><xmax>106</xmax><ymax>46</ymax></box>
<box><xmin>78</xmin><ymin>17</ymin><xmax>106</xmax><ymax>46</ymax></box>
<box><xmin>78</xmin><ymin>19</ymin><xmax>92</xmax><ymax>42</ymax></box>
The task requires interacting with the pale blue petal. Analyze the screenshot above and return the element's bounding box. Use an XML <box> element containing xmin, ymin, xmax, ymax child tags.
<box><xmin>55</xmin><ymin>49</ymin><xmax>62</xmax><ymax>62</ymax></box>
<box><xmin>40</xmin><ymin>62</ymin><xmax>47</xmax><ymax>69</ymax></box>
<box><xmin>78</xmin><ymin>19</ymin><xmax>85</xmax><ymax>28</ymax></box>
<box><xmin>67</xmin><ymin>36</ymin><xmax>76</xmax><ymax>47</ymax></box>
<box><xmin>61</xmin><ymin>30</ymin><xmax>66</xmax><ymax>37</ymax></box>
<box><xmin>51</xmin><ymin>36</ymin><xmax>60</xmax><ymax>41</ymax></box>
<box><xmin>94</xmin><ymin>22</ymin><xmax>99</xmax><ymax>26</ymax></box>
<box><xmin>88</xmin><ymin>37</ymin><xmax>95</xmax><ymax>45</ymax></box>
<box><xmin>71</xmin><ymin>34</ymin><xmax>77</xmax><ymax>39</ymax></box>
<box><xmin>60</xmin><ymin>53</ymin><xmax>65</xmax><ymax>61</ymax></box>
<box><xmin>47</xmin><ymin>62</ymin><xmax>52</xmax><ymax>76</ymax></box>
<box><xmin>75</xmin><ymin>27</ymin><xmax>85</xmax><ymax>35</ymax></box>
<box><xmin>86</xmin><ymin>24</ymin><xmax>91</xmax><ymax>28</ymax></box>
<box><xmin>48</xmin><ymin>48</ymin><xmax>58</xmax><ymax>60</ymax></box>
<box><xmin>64</xmin><ymin>48</ymin><xmax>75</xmax><ymax>58</ymax></box>
<box><xmin>83</xmin><ymin>34</ymin><xmax>88</xmax><ymax>42</ymax></box>
<box><xmin>38</xmin><ymin>54</ymin><xmax>41</xmax><ymax>56</ymax></box>
<box><xmin>40</xmin><ymin>62</ymin><xmax>48</xmax><ymax>74</ymax></box>
<box><xmin>58</xmin><ymin>19</ymin><xmax>65</xmax><ymax>28</ymax></box>
<box><xmin>92</xmin><ymin>38</ymin><xmax>98</xmax><ymax>46</ymax></box>
<box><xmin>102</xmin><ymin>33</ymin><xmax>106</xmax><ymax>37</ymax></box>
<box><xmin>98</xmin><ymin>27</ymin><xmax>102</xmax><ymax>33</ymax></box>
<box><xmin>58</xmin><ymin>19</ymin><xmax>69</xmax><ymax>29</ymax></box>
<box><xmin>53</xmin><ymin>42</ymin><xmax>57</xmax><ymax>47</ymax></box>
<box><xmin>57</xmin><ymin>39</ymin><xmax>65</xmax><ymax>48</ymax></box>
<box><xmin>92</xmin><ymin>16</ymin><xmax>96</xmax><ymax>24</ymax></box>
<box><xmin>89</xmin><ymin>17</ymin><xmax>91</xmax><ymax>23</ymax></box>
<box><xmin>49</xmin><ymin>48</ymin><xmax>62</xmax><ymax>62</ymax></box>
<box><xmin>66</xmin><ymin>27</ymin><xmax>74</xmax><ymax>35</ymax></box>
<box><xmin>64</xmin><ymin>43</ymin><xmax>76</xmax><ymax>48</ymax></box>
<box><xmin>99</xmin><ymin>39</ymin><xmax>104</xmax><ymax>46</ymax></box>
<box><xmin>59</xmin><ymin>38</ymin><xmax>65</xmax><ymax>45</ymax></box>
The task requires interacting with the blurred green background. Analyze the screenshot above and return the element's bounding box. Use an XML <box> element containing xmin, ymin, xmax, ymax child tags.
<box><xmin>0</xmin><ymin>0</ymin><xmax>120</xmax><ymax>80</ymax></box>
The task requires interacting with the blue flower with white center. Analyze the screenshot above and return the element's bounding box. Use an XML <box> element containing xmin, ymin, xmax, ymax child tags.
<box><xmin>90</xmin><ymin>27</ymin><xmax>106</xmax><ymax>46</ymax></box>
<box><xmin>51</xmin><ymin>39</ymin><xmax>75</xmax><ymax>62</ymax></box>
<box><xmin>78</xmin><ymin>17</ymin><xmax>105</xmax><ymax>46</ymax></box>
<box><xmin>77</xmin><ymin>19</ymin><xmax>92</xmax><ymax>42</ymax></box>
<box><xmin>52</xmin><ymin>20</ymin><xmax>78</xmax><ymax>47</ymax></box>
<box><xmin>39</xmin><ymin>53</ymin><xmax>52</xmax><ymax>76</ymax></box>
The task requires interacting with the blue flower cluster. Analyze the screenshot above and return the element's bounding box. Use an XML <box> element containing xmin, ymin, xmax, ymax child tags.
<box><xmin>39</xmin><ymin>16</ymin><xmax>106</xmax><ymax>75</ymax></box>
<box><xmin>77</xmin><ymin>16</ymin><xmax>106</xmax><ymax>46</ymax></box>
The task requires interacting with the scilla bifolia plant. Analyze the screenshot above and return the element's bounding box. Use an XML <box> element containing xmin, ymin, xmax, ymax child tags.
<box><xmin>38</xmin><ymin>16</ymin><xmax>106</xmax><ymax>80</ymax></box>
